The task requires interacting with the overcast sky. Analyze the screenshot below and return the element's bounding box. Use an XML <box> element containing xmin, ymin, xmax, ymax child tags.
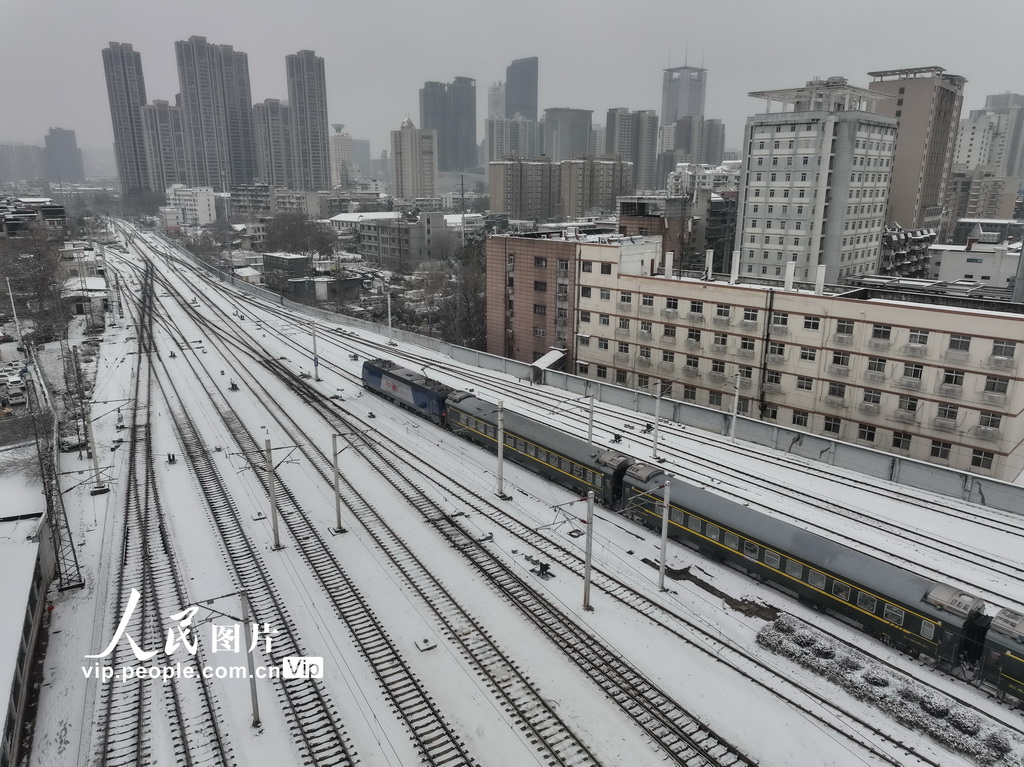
<box><xmin>2</xmin><ymin>0</ymin><xmax>1023</xmax><ymax>162</ymax></box>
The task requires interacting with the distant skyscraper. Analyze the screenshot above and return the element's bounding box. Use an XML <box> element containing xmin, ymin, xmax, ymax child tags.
<box><xmin>702</xmin><ymin>119</ymin><xmax>725</xmax><ymax>165</ymax></box>
<box><xmin>140</xmin><ymin>99</ymin><xmax>189</xmax><ymax>192</ymax></box>
<box><xmin>505</xmin><ymin>57</ymin><xmax>538</xmax><ymax>121</ymax></box>
<box><xmin>485</xmin><ymin>116</ymin><xmax>540</xmax><ymax>161</ymax></box>
<box><xmin>329</xmin><ymin>124</ymin><xmax>353</xmax><ymax>188</ymax></box>
<box><xmin>287</xmin><ymin>50</ymin><xmax>330</xmax><ymax>191</ymax></box>
<box><xmin>736</xmin><ymin>77</ymin><xmax>897</xmax><ymax>283</ymax></box>
<box><xmin>542</xmin><ymin>108</ymin><xmax>592</xmax><ymax>162</ymax></box>
<box><xmin>868</xmin><ymin>66</ymin><xmax>966</xmax><ymax>230</ymax></box>
<box><xmin>102</xmin><ymin>42</ymin><xmax>149</xmax><ymax>193</ymax></box>
<box><xmin>488</xmin><ymin>82</ymin><xmax>506</xmax><ymax>119</ymax></box>
<box><xmin>605</xmin><ymin>108</ymin><xmax>659</xmax><ymax>190</ymax></box>
<box><xmin>661</xmin><ymin>65</ymin><xmax>706</xmax><ymax>126</ymax></box>
<box><xmin>955</xmin><ymin>93</ymin><xmax>1024</xmax><ymax>178</ymax></box>
<box><xmin>420</xmin><ymin>76</ymin><xmax>477</xmax><ymax>171</ymax></box>
<box><xmin>175</xmin><ymin>35</ymin><xmax>256</xmax><ymax>191</ymax></box>
<box><xmin>0</xmin><ymin>143</ymin><xmax>45</xmax><ymax>189</ymax></box>
<box><xmin>44</xmin><ymin>128</ymin><xmax>86</xmax><ymax>184</ymax></box>
<box><xmin>252</xmin><ymin>98</ymin><xmax>294</xmax><ymax>188</ymax></box>
<box><xmin>391</xmin><ymin>118</ymin><xmax>438</xmax><ymax>199</ymax></box>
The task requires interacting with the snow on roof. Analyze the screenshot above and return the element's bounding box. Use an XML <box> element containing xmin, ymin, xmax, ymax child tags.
<box><xmin>233</xmin><ymin>267</ymin><xmax>261</xmax><ymax>277</ymax></box>
<box><xmin>62</xmin><ymin>276</ymin><xmax>107</xmax><ymax>292</ymax></box>
<box><xmin>329</xmin><ymin>212</ymin><xmax>401</xmax><ymax>223</ymax></box>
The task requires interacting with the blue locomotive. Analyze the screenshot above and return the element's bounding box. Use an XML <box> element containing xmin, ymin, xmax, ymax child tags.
<box><xmin>362</xmin><ymin>359</ymin><xmax>1024</xmax><ymax>703</ymax></box>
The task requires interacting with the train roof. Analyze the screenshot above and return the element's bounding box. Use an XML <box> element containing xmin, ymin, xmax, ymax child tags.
<box><xmin>450</xmin><ymin>394</ymin><xmax>649</xmax><ymax>475</ymax></box>
<box><xmin>654</xmin><ymin>478</ymin><xmax>952</xmax><ymax>621</ymax></box>
<box><xmin>364</xmin><ymin>358</ymin><xmax>455</xmax><ymax>398</ymax></box>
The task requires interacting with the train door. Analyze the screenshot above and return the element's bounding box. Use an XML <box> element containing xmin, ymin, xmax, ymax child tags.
<box><xmin>609</xmin><ymin>462</ymin><xmax>631</xmax><ymax>509</ymax></box>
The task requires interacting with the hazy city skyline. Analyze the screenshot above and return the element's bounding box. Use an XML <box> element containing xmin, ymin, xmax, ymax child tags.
<box><xmin>2</xmin><ymin>0</ymin><xmax>1023</xmax><ymax>171</ymax></box>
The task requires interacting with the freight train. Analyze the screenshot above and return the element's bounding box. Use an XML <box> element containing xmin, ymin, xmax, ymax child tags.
<box><xmin>361</xmin><ymin>358</ymin><xmax>1024</xmax><ymax>703</ymax></box>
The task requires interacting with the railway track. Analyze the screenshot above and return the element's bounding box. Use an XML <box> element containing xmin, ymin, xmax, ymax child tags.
<box><xmin>94</xmin><ymin>265</ymin><xmax>232</xmax><ymax>767</ymax></box>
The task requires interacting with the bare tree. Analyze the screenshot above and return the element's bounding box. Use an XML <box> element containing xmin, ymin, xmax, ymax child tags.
<box><xmin>0</xmin><ymin>222</ymin><xmax>71</xmax><ymax>342</ymax></box>
<box><xmin>265</xmin><ymin>212</ymin><xmax>335</xmax><ymax>257</ymax></box>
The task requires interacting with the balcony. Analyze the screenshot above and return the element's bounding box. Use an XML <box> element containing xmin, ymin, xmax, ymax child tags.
<box><xmin>897</xmin><ymin>376</ymin><xmax>922</xmax><ymax>390</ymax></box>
<box><xmin>828</xmin><ymin>364</ymin><xmax>850</xmax><ymax>377</ymax></box>
<box><xmin>824</xmin><ymin>395</ymin><xmax>847</xmax><ymax>408</ymax></box>
<box><xmin>708</xmin><ymin>371</ymin><xmax>727</xmax><ymax>383</ymax></box>
<box><xmin>766</xmin><ymin>354</ymin><xmax>785</xmax><ymax>364</ymax></box>
<box><xmin>973</xmin><ymin>425</ymin><xmax>1001</xmax><ymax>441</ymax></box>
<box><xmin>893</xmin><ymin>408</ymin><xmax>917</xmax><ymax>423</ymax></box>
<box><xmin>868</xmin><ymin>337</ymin><xmax>892</xmax><ymax>350</ymax></box>
<box><xmin>711</xmin><ymin>343</ymin><xmax>728</xmax><ymax>354</ymax></box>
<box><xmin>661</xmin><ymin>308</ymin><xmax>679</xmax><ymax>319</ymax></box>
<box><xmin>661</xmin><ymin>334</ymin><xmax>676</xmax><ymax>345</ymax></box>
<box><xmin>687</xmin><ymin>311</ymin><xmax>705</xmax><ymax>322</ymax></box>
<box><xmin>639</xmin><ymin>304</ymin><xmax>654</xmax><ymax>316</ymax></box>
<box><xmin>988</xmin><ymin>355</ymin><xmax>1015</xmax><ymax>370</ymax></box>
<box><xmin>739</xmin><ymin>319</ymin><xmax>758</xmax><ymax>330</ymax></box>
<box><xmin>858</xmin><ymin>402</ymin><xmax>880</xmax><ymax>415</ymax></box>
<box><xmin>944</xmin><ymin>349</ymin><xmax>970</xmax><ymax>362</ymax></box>
<box><xmin>617</xmin><ymin>302</ymin><xmax>633</xmax><ymax>313</ymax></box>
<box><xmin>637</xmin><ymin>356</ymin><xmax>652</xmax><ymax>367</ymax></box>
<box><xmin>932</xmin><ymin>417</ymin><xmax>957</xmax><ymax>432</ymax></box>
<box><xmin>769</xmin><ymin>324</ymin><xmax>789</xmax><ymax>337</ymax></box>
<box><xmin>938</xmin><ymin>383</ymin><xmax>962</xmax><ymax>398</ymax></box>
<box><xmin>736</xmin><ymin>348</ymin><xmax>755</xmax><ymax>358</ymax></box>
<box><xmin>863</xmin><ymin>370</ymin><xmax>885</xmax><ymax>382</ymax></box>
<box><xmin>982</xmin><ymin>391</ymin><xmax>1007</xmax><ymax>406</ymax></box>
<box><xmin>685</xmin><ymin>339</ymin><xmax>702</xmax><ymax>349</ymax></box>
<box><xmin>613</xmin><ymin>352</ymin><xmax>630</xmax><ymax>364</ymax></box>
<box><xmin>637</xmin><ymin>331</ymin><xmax>653</xmax><ymax>341</ymax></box>
<box><xmin>682</xmin><ymin>366</ymin><xmax>700</xmax><ymax>377</ymax></box>
<box><xmin>762</xmin><ymin>382</ymin><xmax>783</xmax><ymax>394</ymax></box>
<box><xmin>614</xmin><ymin>327</ymin><xmax>630</xmax><ymax>338</ymax></box>
<box><xmin>712</xmin><ymin>316</ymin><xmax>731</xmax><ymax>327</ymax></box>
<box><xmin>657</xmin><ymin>361</ymin><xmax>675</xmax><ymax>374</ymax></box>
<box><xmin>833</xmin><ymin>333</ymin><xmax>853</xmax><ymax>345</ymax></box>
<box><xmin>903</xmin><ymin>344</ymin><xmax>928</xmax><ymax>358</ymax></box>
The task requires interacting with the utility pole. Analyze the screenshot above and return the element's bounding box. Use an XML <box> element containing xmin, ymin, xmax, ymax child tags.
<box><xmin>658</xmin><ymin>480</ymin><xmax>671</xmax><ymax>591</ymax></box>
<box><xmin>86</xmin><ymin>405</ymin><xmax>108</xmax><ymax>495</ymax></box>
<box><xmin>495</xmin><ymin>400</ymin><xmax>508</xmax><ymax>499</ymax></box>
<box><xmin>652</xmin><ymin>382</ymin><xmax>662</xmax><ymax>461</ymax></box>
<box><xmin>239</xmin><ymin>591</ymin><xmax>261</xmax><ymax>727</ymax></box>
<box><xmin>311</xmin><ymin>322</ymin><xmax>321</xmax><ymax>381</ymax></box>
<box><xmin>587</xmin><ymin>393</ymin><xmax>595</xmax><ymax>446</ymax></box>
<box><xmin>265</xmin><ymin>439</ymin><xmax>283</xmax><ymax>550</ymax></box>
<box><xmin>582</xmin><ymin>491</ymin><xmax>595</xmax><ymax>611</ymax></box>
<box><xmin>330</xmin><ymin>433</ymin><xmax>348</xmax><ymax>534</ymax></box>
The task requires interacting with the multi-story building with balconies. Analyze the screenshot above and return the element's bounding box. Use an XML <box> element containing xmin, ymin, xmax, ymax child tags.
<box><xmin>567</xmin><ymin>250</ymin><xmax>1024</xmax><ymax>479</ymax></box>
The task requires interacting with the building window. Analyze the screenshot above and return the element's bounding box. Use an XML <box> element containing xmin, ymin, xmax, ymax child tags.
<box><xmin>741</xmin><ymin>337</ymin><xmax>756</xmax><ymax>351</ymax></box>
<box><xmin>686</xmin><ymin>328</ymin><xmax>703</xmax><ymax>344</ymax></box>
<box><xmin>871</xmin><ymin>324</ymin><xmax>891</xmax><ymax>341</ymax></box>
<box><xmin>682</xmin><ymin>385</ymin><xmax>696</xmax><ymax>401</ymax></box>
<box><xmin>993</xmin><ymin>339</ymin><xmax>1016</xmax><ymax>357</ymax></box>
<box><xmin>639</xmin><ymin>346</ymin><xmax>652</xmax><ymax>359</ymax></box>
<box><xmin>534</xmin><ymin>257</ymin><xmax>547</xmax><ymax>267</ymax></box>
<box><xmin>739</xmin><ymin>365</ymin><xmax>753</xmax><ymax>379</ymax></box>
<box><xmin>580</xmin><ymin>287</ymin><xmax>592</xmax><ymax>298</ymax></box>
<box><xmin>596</xmin><ymin>365</ymin><xmax>607</xmax><ymax>378</ymax></box>
<box><xmin>863</xmin><ymin>389</ymin><xmax>881</xmax><ymax>404</ymax></box>
<box><xmin>828</xmin><ymin>382</ymin><xmax>846</xmax><ymax>398</ymax></box>
<box><xmin>620</xmin><ymin>291</ymin><xmax>632</xmax><ymax>304</ymax></box>
<box><xmin>792</xmin><ymin>410</ymin><xmax>809</xmax><ymax>427</ymax></box>
<box><xmin>833</xmin><ymin>351</ymin><xmax>851</xmax><ymax>366</ymax></box>
<box><xmin>796</xmin><ymin>375</ymin><xmax>813</xmax><ymax>391</ymax></box>
<box><xmin>971</xmin><ymin>450</ymin><xmax>994</xmax><ymax>470</ymax></box>
<box><xmin>581</xmin><ymin>262</ymin><xmax>593</xmax><ymax>273</ymax></box>
<box><xmin>892</xmin><ymin>431</ymin><xmax>911</xmax><ymax>450</ymax></box>
<box><xmin>766</xmin><ymin>370</ymin><xmax>782</xmax><ymax>385</ymax></box>
<box><xmin>664</xmin><ymin>325</ymin><xmax>677</xmax><ymax>338</ymax></box>
<box><xmin>578</xmin><ymin>336</ymin><xmax>590</xmax><ymax>346</ymax></box>
<box><xmin>768</xmin><ymin>341</ymin><xmax>785</xmax><ymax>356</ymax></box>
<box><xmin>743</xmin><ymin>308</ymin><xmax>758</xmax><ymax>322</ymax></box>
<box><xmin>618</xmin><ymin>317</ymin><xmax>630</xmax><ymax>330</ymax></box>
<box><xmin>803</xmin><ymin>316</ymin><xmax>820</xmax><ymax>330</ymax></box>
<box><xmin>858</xmin><ymin>423</ymin><xmax>876</xmax><ymax>442</ymax></box>
<box><xmin>666</xmin><ymin>297</ymin><xmax>679</xmax><ymax>310</ymax></box>
<box><xmin>824</xmin><ymin>416</ymin><xmax>842</xmax><ymax>434</ymax></box>
<box><xmin>616</xmin><ymin>369</ymin><xmax>628</xmax><ymax>385</ymax></box>
<box><xmin>903</xmin><ymin>363</ymin><xmax>923</xmax><ymax>380</ymax></box>
<box><xmin>942</xmin><ymin>369</ymin><xmax>963</xmax><ymax>386</ymax></box>
<box><xmin>930</xmin><ymin>440</ymin><xmax>952</xmax><ymax>459</ymax></box>
<box><xmin>711</xmin><ymin>359</ymin><xmax>725</xmax><ymax>373</ymax></box>
<box><xmin>640</xmin><ymin>320</ymin><xmax>653</xmax><ymax>334</ymax></box>
<box><xmin>534</xmin><ymin>281</ymin><xmax>547</xmax><ymax>292</ymax></box>
<box><xmin>685</xmin><ymin>355</ymin><xmax>699</xmax><ymax>369</ymax></box>
<box><xmin>533</xmin><ymin>327</ymin><xmax>545</xmax><ymax>337</ymax></box>
<box><xmin>600</xmin><ymin>263</ymin><xmax>612</xmax><ymax>275</ymax></box>
<box><xmin>772</xmin><ymin>312</ymin><xmax>788</xmax><ymax>327</ymax></box>
<box><xmin>937</xmin><ymin>403</ymin><xmax>958</xmax><ymax>420</ymax></box>
<box><xmin>641</xmin><ymin>294</ymin><xmax>654</xmax><ymax>307</ymax></box>
<box><xmin>836</xmin><ymin>319</ymin><xmax>854</xmax><ymax>335</ymax></box>
<box><xmin>979</xmin><ymin>411</ymin><xmax>1002</xmax><ymax>429</ymax></box>
<box><xmin>580</xmin><ymin>311</ymin><xmax>591</xmax><ymax>323</ymax></box>
<box><xmin>909</xmin><ymin>329</ymin><xmax>929</xmax><ymax>345</ymax></box>
<box><xmin>898</xmin><ymin>394</ymin><xmax>919</xmax><ymax>412</ymax></box>
<box><xmin>985</xmin><ymin>376</ymin><xmax>1009</xmax><ymax>394</ymax></box>
<box><xmin>599</xmin><ymin>314</ymin><xmax>610</xmax><ymax>326</ymax></box>
<box><xmin>690</xmin><ymin>300</ymin><xmax>704</xmax><ymax>314</ymax></box>
<box><xmin>597</xmin><ymin>338</ymin><xmax>609</xmax><ymax>350</ymax></box>
<box><xmin>558</xmin><ymin>259</ymin><xmax>569</xmax><ymax>271</ymax></box>
<box><xmin>800</xmin><ymin>347</ymin><xmax>816</xmax><ymax>361</ymax></box>
<box><xmin>716</xmin><ymin>304</ymin><xmax>731</xmax><ymax>318</ymax></box>
<box><xmin>662</xmin><ymin>350</ymin><xmax>675</xmax><ymax>363</ymax></box>
<box><xmin>600</xmin><ymin>288</ymin><xmax>611</xmax><ymax>300</ymax></box>
<box><xmin>709</xmin><ymin>391</ymin><xmax>723</xmax><ymax>406</ymax></box>
<box><xmin>533</xmin><ymin>304</ymin><xmax>546</xmax><ymax>315</ymax></box>
<box><xmin>637</xmin><ymin>374</ymin><xmax>649</xmax><ymax>389</ymax></box>
<box><xmin>867</xmin><ymin>357</ymin><xmax>885</xmax><ymax>373</ymax></box>
<box><xmin>948</xmin><ymin>334</ymin><xmax>971</xmax><ymax>352</ymax></box>
<box><xmin>618</xmin><ymin>342</ymin><xmax>629</xmax><ymax>354</ymax></box>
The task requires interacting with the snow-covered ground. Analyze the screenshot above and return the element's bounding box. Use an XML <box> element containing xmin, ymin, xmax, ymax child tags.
<box><xmin>21</xmin><ymin>234</ymin><xmax>1024</xmax><ymax>767</ymax></box>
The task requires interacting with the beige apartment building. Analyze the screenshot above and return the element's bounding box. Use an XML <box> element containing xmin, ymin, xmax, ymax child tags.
<box><xmin>569</xmin><ymin>236</ymin><xmax>1022</xmax><ymax>479</ymax></box>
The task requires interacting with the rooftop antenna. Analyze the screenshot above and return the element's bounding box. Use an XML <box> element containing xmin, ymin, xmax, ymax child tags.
<box><xmin>701</xmin><ymin>47</ymin><xmax>705</xmax><ymax>68</ymax></box>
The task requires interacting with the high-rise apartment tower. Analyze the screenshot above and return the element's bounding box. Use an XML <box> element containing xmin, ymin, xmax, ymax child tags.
<box><xmin>102</xmin><ymin>42</ymin><xmax>149</xmax><ymax>193</ymax></box>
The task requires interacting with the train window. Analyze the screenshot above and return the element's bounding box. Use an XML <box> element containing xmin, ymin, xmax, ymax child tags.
<box><xmin>764</xmin><ymin>550</ymin><xmax>780</xmax><ymax>569</ymax></box>
<box><xmin>687</xmin><ymin>516</ymin><xmax>701</xmax><ymax>532</ymax></box>
<box><xmin>585</xmin><ymin>470</ymin><xmax>593</xmax><ymax>483</ymax></box>
<box><xmin>516</xmin><ymin>439</ymin><xmax>525</xmax><ymax>452</ymax></box>
<box><xmin>808</xmin><ymin>570</ymin><xmax>826</xmax><ymax>589</ymax></box>
<box><xmin>724</xmin><ymin>532</ymin><xmax>739</xmax><ymax>550</ymax></box>
<box><xmin>526</xmin><ymin>443</ymin><xmax>535</xmax><ymax>456</ymax></box>
<box><xmin>706</xmin><ymin>524</ymin><xmax>720</xmax><ymax>541</ymax></box>
<box><xmin>537</xmin><ymin>449</ymin><xmax>547</xmax><ymax>462</ymax></box>
<box><xmin>743</xmin><ymin>541</ymin><xmax>759</xmax><ymax>560</ymax></box>
<box><xmin>505</xmin><ymin>434</ymin><xmax>515</xmax><ymax>447</ymax></box>
<box><xmin>883</xmin><ymin>605</ymin><xmax>905</xmax><ymax>626</ymax></box>
<box><xmin>856</xmin><ymin>592</ymin><xmax>877</xmax><ymax>613</ymax></box>
<box><xmin>921</xmin><ymin>621</ymin><xmax>935</xmax><ymax>641</ymax></box>
<box><xmin>785</xmin><ymin>560</ymin><xmax>802</xmax><ymax>578</ymax></box>
<box><xmin>562</xmin><ymin>457</ymin><xmax>571</xmax><ymax>472</ymax></box>
<box><xmin>832</xmin><ymin>581</ymin><xmax>851</xmax><ymax>601</ymax></box>
<box><xmin>595</xmin><ymin>476</ymin><xmax>603</xmax><ymax>489</ymax></box>
<box><xmin>572</xmin><ymin>464</ymin><xmax>584</xmax><ymax>478</ymax></box>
